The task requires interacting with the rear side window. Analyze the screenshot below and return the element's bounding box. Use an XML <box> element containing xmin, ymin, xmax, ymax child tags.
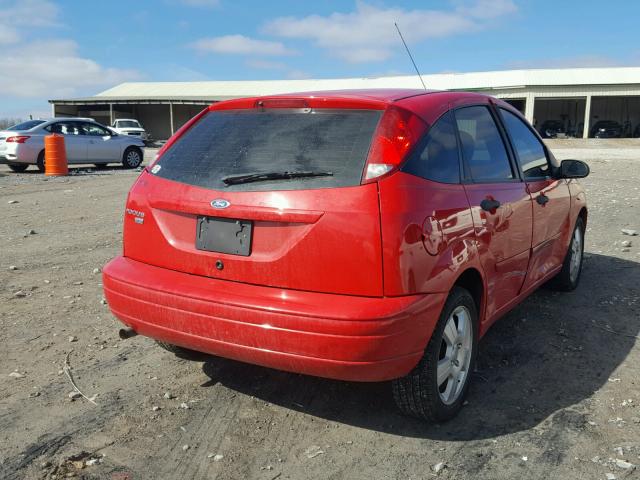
<box><xmin>402</xmin><ymin>111</ymin><xmax>460</xmax><ymax>184</ymax></box>
<box><xmin>500</xmin><ymin>109</ymin><xmax>549</xmax><ymax>178</ymax></box>
<box><xmin>455</xmin><ymin>106</ymin><xmax>513</xmax><ymax>182</ymax></box>
<box><xmin>82</xmin><ymin>123</ymin><xmax>111</xmax><ymax>136</ymax></box>
<box><xmin>8</xmin><ymin>120</ymin><xmax>45</xmax><ymax>131</ymax></box>
<box><xmin>45</xmin><ymin>122</ymin><xmax>83</xmax><ymax>135</ymax></box>
<box><xmin>154</xmin><ymin>109</ymin><xmax>382</xmax><ymax>191</ymax></box>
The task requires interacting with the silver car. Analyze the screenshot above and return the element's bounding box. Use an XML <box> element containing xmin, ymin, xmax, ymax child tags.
<box><xmin>0</xmin><ymin>118</ymin><xmax>145</xmax><ymax>172</ymax></box>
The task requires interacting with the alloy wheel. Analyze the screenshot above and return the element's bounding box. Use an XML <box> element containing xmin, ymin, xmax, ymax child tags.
<box><xmin>437</xmin><ymin>305</ymin><xmax>473</xmax><ymax>405</ymax></box>
<box><xmin>569</xmin><ymin>226</ymin><xmax>583</xmax><ymax>283</ymax></box>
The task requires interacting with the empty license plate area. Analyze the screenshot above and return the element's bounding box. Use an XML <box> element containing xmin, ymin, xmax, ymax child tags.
<box><xmin>196</xmin><ymin>216</ymin><xmax>253</xmax><ymax>256</ymax></box>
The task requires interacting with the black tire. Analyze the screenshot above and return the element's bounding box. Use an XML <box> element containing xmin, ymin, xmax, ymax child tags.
<box><xmin>156</xmin><ymin>340</ymin><xmax>207</xmax><ymax>360</ymax></box>
<box><xmin>392</xmin><ymin>286</ymin><xmax>478</xmax><ymax>422</ymax></box>
<box><xmin>547</xmin><ymin>216</ymin><xmax>585</xmax><ymax>292</ymax></box>
<box><xmin>7</xmin><ymin>163</ymin><xmax>28</xmax><ymax>172</ymax></box>
<box><xmin>122</xmin><ymin>147</ymin><xmax>143</xmax><ymax>169</ymax></box>
<box><xmin>36</xmin><ymin>150</ymin><xmax>45</xmax><ymax>172</ymax></box>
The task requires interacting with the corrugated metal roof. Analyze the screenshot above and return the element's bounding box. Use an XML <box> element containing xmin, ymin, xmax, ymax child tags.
<box><xmin>98</xmin><ymin>67</ymin><xmax>640</xmax><ymax>95</ymax></box>
<box><xmin>51</xmin><ymin>67</ymin><xmax>640</xmax><ymax>103</ymax></box>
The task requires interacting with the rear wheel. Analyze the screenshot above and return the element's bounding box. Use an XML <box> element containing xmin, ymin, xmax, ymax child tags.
<box><xmin>392</xmin><ymin>286</ymin><xmax>478</xmax><ymax>422</ymax></box>
<box><xmin>36</xmin><ymin>151</ymin><xmax>45</xmax><ymax>172</ymax></box>
<box><xmin>547</xmin><ymin>217</ymin><xmax>585</xmax><ymax>291</ymax></box>
<box><xmin>7</xmin><ymin>163</ymin><xmax>28</xmax><ymax>172</ymax></box>
<box><xmin>156</xmin><ymin>340</ymin><xmax>207</xmax><ymax>360</ymax></box>
<box><xmin>122</xmin><ymin>147</ymin><xmax>142</xmax><ymax>169</ymax></box>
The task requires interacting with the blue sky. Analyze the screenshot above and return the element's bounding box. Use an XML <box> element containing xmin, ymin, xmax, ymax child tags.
<box><xmin>1</xmin><ymin>0</ymin><xmax>638</xmax><ymax>118</ymax></box>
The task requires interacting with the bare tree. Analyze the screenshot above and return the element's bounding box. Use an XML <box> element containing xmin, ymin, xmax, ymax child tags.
<box><xmin>0</xmin><ymin>118</ymin><xmax>24</xmax><ymax>130</ymax></box>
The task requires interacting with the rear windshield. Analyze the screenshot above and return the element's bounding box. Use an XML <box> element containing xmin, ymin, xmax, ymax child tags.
<box><xmin>8</xmin><ymin>120</ymin><xmax>46</xmax><ymax>131</ymax></box>
<box><xmin>116</xmin><ymin>120</ymin><xmax>141</xmax><ymax>128</ymax></box>
<box><xmin>153</xmin><ymin>109</ymin><xmax>382</xmax><ymax>191</ymax></box>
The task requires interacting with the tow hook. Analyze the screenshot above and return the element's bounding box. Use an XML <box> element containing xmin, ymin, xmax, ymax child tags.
<box><xmin>119</xmin><ymin>327</ymin><xmax>138</xmax><ymax>340</ymax></box>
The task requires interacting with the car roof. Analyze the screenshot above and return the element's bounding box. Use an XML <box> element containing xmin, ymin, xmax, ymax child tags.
<box><xmin>115</xmin><ymin>118</ymin><xmax>140</xmax><ymax>122</ymax></box>
<box><xmin>46</xmin><ymin>117</ymin><xmax>97</xmax><ymax>123</ymax></box>
<box><xmin>210</xmin><ymin>89</ymin><xmax>500</xmax><ymax>117</ymax></box>
<box><xmin>268</xmin><ymin>89</ymin><xmax>437</xmax><ymax>102</ymax></box>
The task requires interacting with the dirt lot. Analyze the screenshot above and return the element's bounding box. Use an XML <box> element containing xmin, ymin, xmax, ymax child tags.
<box><xmin>1</xmin><ymin>141</ymin><xmax>639</xmax><ymax>480</ymax></box>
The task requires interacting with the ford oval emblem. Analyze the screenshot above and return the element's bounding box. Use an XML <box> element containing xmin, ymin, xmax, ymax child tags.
<box><xmin>211</xmin><ymin>199</ymin><xmax>230</xmax><ymax>209</ymax></box>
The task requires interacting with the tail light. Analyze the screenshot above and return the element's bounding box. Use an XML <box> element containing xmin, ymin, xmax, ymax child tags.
<box><xmin>6</xmin><ymin>136</ymin><xmax>30</xmax><ymax>144</ymax></box>
<box><xmin>362</xmin><ymin>106</ymin><xmax>427</xmax><ymax>183</ymax></box>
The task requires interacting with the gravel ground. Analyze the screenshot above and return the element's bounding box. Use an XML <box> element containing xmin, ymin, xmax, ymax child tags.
<box><xmin>0</xmin><ymin>141</ymin><xmax>639</xmax><ymax>480</ymax></box>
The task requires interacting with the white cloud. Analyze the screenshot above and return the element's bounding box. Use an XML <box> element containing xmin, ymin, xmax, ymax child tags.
<box><xmin>191</xmin><ymin>34</ymin><xmax>295</xmax><ymax>56</ymax></box>
<box><xmin>0</xmin><ymin>40</ymin><xmax>141</xmax><ymax>98</ymax></box>
<box><xmin>4</xmin><ymin>0</ymin><xmax>59</xmax><ymax>27</ymax></box>
<box><xmin>0</xmin><ymin>26</ymin><xmax>19</xmax><ymax>45</ymax></box>
<box><xmin>0</xmin><ymin>0</ymin><xmax>141</xmax><ymax>104</ymax></box>
<box><xmin>0</xmin><ymin>0</ymin><xmax>60</xmax><ymax>44</ymax></box>
<box><xmin>455</xmin><ymin>0</ymin><xmax>517</xmax><ymax>19</ymax></box>
<box><xmin>245</xmin><ymin>59</ymin><xmax>287</xmax><ymax>70</ymax></box>
<box><xmin>264</xmin><ymin>0</ymin><xmax>517</xmax><ymax>63</ymax></box>
<box><xmin>286</xmin><ymin>69</ymin><xmax>312</xmax><ymax>80</ymax></box>
<box><xmin>178</xmin><ymin>0</ymin><xmax>219</xmax><ymax>6</ymax></box>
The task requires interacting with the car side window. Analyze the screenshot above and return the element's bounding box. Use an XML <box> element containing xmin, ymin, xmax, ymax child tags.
<box><xmin>454</xmin><ymin>106</ymin><xmax>514</xmax><ymax>182</ymax></box>
<box><xmin>402</xmin><ymin>110</ymin><xmax>460</xmax><ymax>184</ymax></box>
<box><xmin>500</xmin><ymin>109</ymin><xmax>550</xmax><ymax>178</ymax></box>
<box><xmin>83</xmin><ymin>123</ymin><xmax>110</xmax><ymax>136</ymax></box>
<box><xmin>46</xmin><ymin>122</ymin><xmax>81</xmax><ymax>135</ymax></box>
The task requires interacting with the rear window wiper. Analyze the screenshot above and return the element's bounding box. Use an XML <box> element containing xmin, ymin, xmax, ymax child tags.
<box><xmin>222</xmin><ymin>170</ymin><xmax>333</xmax><ymax>186</ymax></box>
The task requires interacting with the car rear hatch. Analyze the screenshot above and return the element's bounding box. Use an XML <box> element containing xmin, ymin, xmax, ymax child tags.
<box><xmin>122</xmin><ymin>96</ymin><xmax>416</xmax><ymax>296</ymax></box>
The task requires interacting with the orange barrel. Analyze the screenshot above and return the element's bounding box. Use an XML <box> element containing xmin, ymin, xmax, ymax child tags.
<box><xmin>44</xmin><ymin>134</ymin><xmax>68</xmax><ymax>176</ymax></box>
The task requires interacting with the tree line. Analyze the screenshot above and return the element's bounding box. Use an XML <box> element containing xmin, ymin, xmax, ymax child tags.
<box><xmin>0</xmin><ymin>118</ymin><xmax>24</xmax><ymax>130</ymax></box>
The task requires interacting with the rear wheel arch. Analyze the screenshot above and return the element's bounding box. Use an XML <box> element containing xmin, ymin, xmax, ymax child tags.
<box><xmin>578</xmin><ymin>207</ymin><xmax>588</xmax><ymax>229</ymax></box>
<box><xmin>452</xmin><ymin>268</ymin><xmax>485</xmax><ymax>327</ymax></box>
<box><xmin>36</xmin><ymin>150</ymin><xmax>45</xmax><ymax>172</ymax></box>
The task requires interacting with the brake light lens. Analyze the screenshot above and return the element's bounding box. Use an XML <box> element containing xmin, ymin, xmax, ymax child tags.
<box><xmin>6</xmin><ymin>136</ymin><xmax>30</xmax><ymax>144</ymax></box>
<box><xmin>255</xmin><ymin>98</ymin><xmax>310</xmax><ymax>109</ymax></box>
<box><xmin>362</xmin><ymin>106</ymin><xmax>426</xmax><ymax>183</ymax></box>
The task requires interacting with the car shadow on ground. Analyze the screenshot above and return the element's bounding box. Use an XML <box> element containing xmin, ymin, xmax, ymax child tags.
<box><xmin>200</xmin><ymin>253</ymin><xmax>639</xmax><ymax>440</ymax></box>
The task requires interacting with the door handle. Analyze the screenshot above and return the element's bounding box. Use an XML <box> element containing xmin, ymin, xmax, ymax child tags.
<box><xmin>480</xmin><ymin>198</ymin><xmax>501</xmax><ymax>212</ymax></box>
<box><xmin>536</xmin><ymin>193</ymin><xmax>549</xmax><ymax>205</ymax></box>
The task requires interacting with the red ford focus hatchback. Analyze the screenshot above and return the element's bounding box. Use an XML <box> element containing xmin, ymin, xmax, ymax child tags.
<box><xmin>103</xmin><ymin>89</ymin><xmax>589</xmax><ymax>421</ymax></box>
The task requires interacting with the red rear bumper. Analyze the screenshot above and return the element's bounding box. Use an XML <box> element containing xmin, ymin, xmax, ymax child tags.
<box><xmin>102</xmin><ymin>257</ymin><xmax>445</xmax><ymax>381</ymax></box>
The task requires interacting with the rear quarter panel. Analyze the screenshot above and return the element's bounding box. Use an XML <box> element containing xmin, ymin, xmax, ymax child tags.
<box><xmin>377</xmin><ymin>172</ymin><xmax>482</xmax><ymax>297</ymax></box>
<box><xmin>568</xmin><ymin>179</ymin><xmax>588</xmax><ymax>239</ymax></box>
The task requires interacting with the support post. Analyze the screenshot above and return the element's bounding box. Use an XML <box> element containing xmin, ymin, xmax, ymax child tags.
<box><xmin>524</xmin><ymin>93</ymin><xmax>535</xmax><ymax>125</ymax></box>
<box><xmin>582</xmin><ymin>96</ymin><xmax>592</xmax><ymax>139</ymax></box>
<box><xmin>109</xmin><ymin>103</ymin><xmax>114</xmax><ymax>126</ymax></box>
<box><xmin>169</xmin><ymin>103</ymin><xmax>175</xmax><ymax>137</ymax></box>
<box><xmin>51</xmin><ymin>103</ymin><xmax>56</xmax><ymax>118</ymax></box>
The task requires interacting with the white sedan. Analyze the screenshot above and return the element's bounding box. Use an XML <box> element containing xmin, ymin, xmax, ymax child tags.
<box><xmin>0</xmin><ymin>118</ymin><xmax>145</xmax><ymax>172</ymax></box>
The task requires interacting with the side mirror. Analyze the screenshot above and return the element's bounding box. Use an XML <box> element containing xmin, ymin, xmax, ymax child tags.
<box><xmin>557</xmin><ymin>159</ymin><xmax>590</xmax><ymax>179</ymax></box>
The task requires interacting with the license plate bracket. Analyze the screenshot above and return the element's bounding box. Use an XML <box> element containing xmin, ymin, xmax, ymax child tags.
<box><xmin>196</xmin><ymin>216</ymin><xmax>253</xmax><ymax>256</ymax></box>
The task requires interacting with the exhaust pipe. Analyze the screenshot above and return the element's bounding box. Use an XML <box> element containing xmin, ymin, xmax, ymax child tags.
<box><xmin>119</xmin><ymin>327</ymin><xmax>138</xmax><ymax>340</ymax></box>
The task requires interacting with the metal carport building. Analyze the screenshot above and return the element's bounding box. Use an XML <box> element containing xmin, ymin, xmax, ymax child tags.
<box><xmin>49</xmin><ymin>67</ymin><xmax>640</xmax><ymax>141</ymax></box>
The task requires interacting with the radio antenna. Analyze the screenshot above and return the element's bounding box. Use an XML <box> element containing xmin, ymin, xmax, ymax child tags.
<box><xmin>394</xmin><ymin>22</ymin><xmax>427</xmax><ymax>91</ymax></box>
